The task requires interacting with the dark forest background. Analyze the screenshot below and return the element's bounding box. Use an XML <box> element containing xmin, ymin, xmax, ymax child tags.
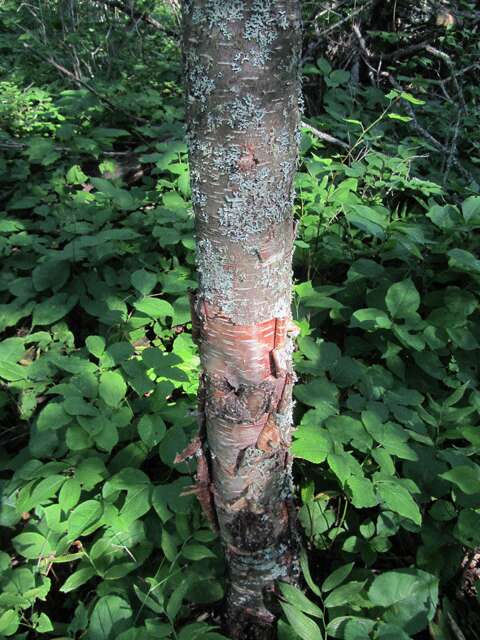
<box><xmin>0</xmin><ymin>1</ymin><xmax>479</xmax><ymax>638</ymax></box>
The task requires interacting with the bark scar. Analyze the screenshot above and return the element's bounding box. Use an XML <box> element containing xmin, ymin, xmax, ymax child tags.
<box><xmin>256</xmin><ymin>415</ymin><xmax>281</xmax><ymax>452</ymax></box>
<box><xmin>238</xmin><ymin>143</ymin><xmax>258</xmax><ymax>172</ymax></box>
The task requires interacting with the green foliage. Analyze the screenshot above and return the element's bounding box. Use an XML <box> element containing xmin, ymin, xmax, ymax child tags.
<box><xmin>0</xmin><ymin>1</ymin><xmax>479</xmax><ymax>639</ymax></box>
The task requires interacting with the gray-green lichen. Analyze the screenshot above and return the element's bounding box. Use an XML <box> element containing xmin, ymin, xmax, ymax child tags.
<box><xmin>259</xmin><ymin>257</ymin><xmax>292</xmax><ymax>317</ymax></box>
<box><xmin>226</xmin><ymin>95</ymin><xmax>266</xmax><ymax>131</ymax></box>
<box><xmin>218</xmin><ymin>167</ymin><xmax>291</xmax><ymax>241</ymax></box>
<box><xmin>196</xmin><ymin>237</ymin><xmax>233</xmax><ymax>314</ymax></box>
<box><xmin>192</xmin><ymin>0</ymin><xmax>244</xmax><ymax>39</ymax></box>
<box><xmin>186</xmin><ymin>51</ymin><xmax>216</xmax><ymax>109</ymax></box>
<box><xmin>190</xmin><ymin>168</ymin><xmax>208</xmax><ymax>220</ymax></box>
<box><xmin>242</xmin><ymin>0</ymin><xmax>286</xmax><ymax>67</ymax></box>
<box><xmin>212</xmin><ymin>144</ymin><xmax>241</xmax><ymax>174</ymax></box>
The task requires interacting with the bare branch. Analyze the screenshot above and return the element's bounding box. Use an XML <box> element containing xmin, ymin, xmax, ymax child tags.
<box><xmin>301</xmin><ymin>121</ymin><xmax>350</xmax><ymax>149</ymax></box>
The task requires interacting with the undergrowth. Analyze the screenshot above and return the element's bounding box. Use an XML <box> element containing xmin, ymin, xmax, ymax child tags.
<box><xmin>0</xmin><ymin>1</ymin><xmax>479</xmax><ymax>639</ymax></box>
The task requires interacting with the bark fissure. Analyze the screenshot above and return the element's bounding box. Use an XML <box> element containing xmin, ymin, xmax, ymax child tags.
<box><xmin>182</xmin><ymin>2</ymin><xmax>301</xmax><ymax>636</ymax></box>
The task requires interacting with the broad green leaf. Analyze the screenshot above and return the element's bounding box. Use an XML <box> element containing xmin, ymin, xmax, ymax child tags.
<box><xmin>453</xmin><ymin>509</ymin><xmax>480</xmax><ymax>548</ymax></box>
<box><xmin>324</xmin><ymin>581</ymin><xmax>366</xmax><ymax>608</ymax></box>
<box><xmin>88</xmin><ymin>595</ymin><xmax>132</xmax><ymax>640</ymax></box>
<box><xmin>60</xmin><ymin>567</ymin><xmax>96</xmax><ymax>593</ymax></box>
<box><xmin>32</xmin><ymin>261</ymin><xmax>70</xmax><ymax>292</ymax></box>
<box><xmin>131</xmin><ymin>269</ymin><xmax>157</xmax><ymax>295</ymax></box>
<box><xmin>462</xmin><ymin>195</ymin><xmax>480</xmax><ymax>224</ymax></box>
<box><xmin>322</xmin><ymin>562</ymin><xmax>354</xmax><ymax>592</ymax></box>
<box><xmin>138</xmin><ymin>414</ymin><xmax>166</xmax><ymax>448</ymax></box>
<box><xmin>12</xmin><ymin>532</ymin><xmax>53</xmax><ymax>560</ymax></box>
<box><xmin>326</xmin><ymin>616</ymin><xmax>376</xmax><ymax>639</ymax></box>
<box><xmin>376</xmin><ymin>482</ymin><xmax>421</xmax><ymax>525</ymax></box>
<box><xmin>32</xmin><ymin>293</ymin><xmax>77</xmax><ymax>326</ymax></box>
<box><xmin>386</xmin><ymin>279</ymin><xmax>420</xmax><ymax>318</ymax></box>
<box><xmin>448</xmin><ymin>249</ymin><xmax>480</xmax><ymax>275</ymax></box>
<box><xmin>37</xmin><ymin>402</ymin><xmax>72</xmax><ymax>431</ymax></box>
<box><xmin>182</xmin><ymin>543</ymin><xmax>216</xmax><ymax>561</ymax></box>
<box><xmin>279</xmin><ymin>582</ymin><xmax>323</xmax><ymax>618</ymax></box>
<box><xmin>66</xmin><ymin>164</ymin><xmax>88</xmax><ymax>184</ymax></box>
<box><xmin>368</xmin><ymin>569</ymin><xmax>438</xmax><ymax>634</ymax></box>
<box><xmin>59</xmin><ymin>478</ymin><xmax>82</xmax><ymax>512</ymax></box>
<box><xmin>291</xmin><ymin>426</ymin><xmax>333</xmax><ymax>463</ymax></box>
<box><xmin>280</xmin><ymin>602</ymin><xmax>323</xmax><ymax>640</ymax></box>
<box><xmin>0</xmin><ymin>361</ymin><xmax>26</xmax><ymax>381</ymax></box>
<box><xmin>99</xmin><ymin>371</ymin><xmax>127</xmax><ymax>407</ymax></box>
<box><xmin>86</xmin><ymin>335</ymin><xmax>106</xmax><ymax>358</ymax></box>
<box><xmin>440</xmin><ymin>465</ymin><xmax>480</xmax><ymax>495</ymax></box>
<box><xmin>0</xmin><ymin>609</ymin><xmax>19</xmax><ymax>636</ymax></box>
<box><xmin>67</xmin><ymin>500</ymin><xmax>103</xmax><ymax>539</ymax></box>
<box><xmin>134</xmin><ymin>297</ymin><xmax>174</xmax><ymax>318</ymax></box>
<box><xmin>347</xmin><ymin>476</ymin><xmax>378</xmax><ymax>508</ymax></box>
<box><xmin>351</xmin><ymin>308</ymin><xmax>392</xmax><ymax>331</ymax></box>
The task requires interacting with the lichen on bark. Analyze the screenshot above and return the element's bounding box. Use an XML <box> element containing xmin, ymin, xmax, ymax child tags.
<box><xmin>182</xmin><ymin>2</ymin><xmax>302</xmax><ymax>637</ymax></box>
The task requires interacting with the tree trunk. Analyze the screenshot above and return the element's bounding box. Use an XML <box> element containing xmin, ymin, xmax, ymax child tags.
<box><xmin>181</xmin><ymin>2</ymin><xmax>302</xmax><ymax>637</ymax></box>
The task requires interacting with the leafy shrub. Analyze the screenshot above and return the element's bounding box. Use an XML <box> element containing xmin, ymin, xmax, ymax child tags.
<box><xmin>0</xmin><ymin>2</ymin><xmax>479</xmax><ymax>639</ymax></box>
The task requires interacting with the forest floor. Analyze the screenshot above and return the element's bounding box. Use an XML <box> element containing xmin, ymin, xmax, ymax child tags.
<box><xmin>0</xmin><ymin>2</ymin><xmax>479</xmax><ymax>639</ymax></box>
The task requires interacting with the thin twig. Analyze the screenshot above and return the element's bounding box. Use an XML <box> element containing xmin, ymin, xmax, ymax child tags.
<box><xmin>316</xmin><ymin>0</ymin><xmax>374</xmax><ymax>39</ymax></box>
<box><xmin>100</xmin><ymin>0</ymin><xmax>175</xmax><ymax>35</ymax></box>
<box><xmin>20</xmin><ymin>40</ymin><xmax>147</xmax><ymax>126</ymax></box>
<box><xmin>385</xmin><ymin>73</ymin><xmax>474</xmax><ymax>184</ymax></box>
<box><xmin>301</xmin><ymin>121</ymin><xmax>350</xmax><ymax>149</ymax></box>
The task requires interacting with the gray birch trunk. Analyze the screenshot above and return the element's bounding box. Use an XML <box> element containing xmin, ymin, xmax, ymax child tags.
<box><xmin>180</xmin><ymin>2</ymin><xmax>302</xmax><ymax>638</ymax></box>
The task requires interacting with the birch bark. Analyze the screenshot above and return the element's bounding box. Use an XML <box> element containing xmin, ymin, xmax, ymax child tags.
<box><xmin>181</xmin><ymin>2</ymin><xmax>302</xmax><ymax>637</ymax></box>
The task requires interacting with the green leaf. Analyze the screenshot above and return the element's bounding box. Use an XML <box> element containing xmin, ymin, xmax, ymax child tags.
<box><xmin>133</xmin><ymin>297</ymin><xmax>174</xmax><ymax>318</ymax></box>
<box><xmin>0</xmin><ymin>609</ymin><xmax>19</xmax><ymax>636</ymax></box>
<box><xmin>59</xmin><ymin>478</ymin><xmax>82</xmax><ymax>511</ymax></box>
<box><xmin>440</xmin><ymin>466</ymin><xmax>480</xmax><ymax>495</ymax></box>
<box><xmin>131</xmin><ymin>269</ymin><xmax>157</xmax><ymax>296</ymax></box>
<box><xmin>88</xmin><ymin>595</ymin><xmax>132</xmax><ymax>640</ymax></box>
<box><xmin>37</xmin><ymin>402</ymin><xmax>72</xmax><ymax>431</ymax></box>
<box><xmin>376</xmin><ymin>481</ymin><xmax>421</xmax><ymax>525</ymax></box>
<box><xmin>32</xmin><ymin>293</ymin><xmax>77</xmax><ymax>326</ymax></box>
<box><xmin>386</xmin><ymin>279</ymin><xmax>420</xmax><ymax>318</ymax></box>
<box><xmin>182</xmin><ymin>543</ymin><xmax>216</xmax><ymax>561</ymax></box>
<box><xmin>299</xmin><ymin>548</ymin><xmax>321</xmax><ymax>597</ymax></box>
<box><xmin>99</xmin><ymin>371</ymin><xmax>127</xmax><ymax>407</ymax></box>
<box><xmin>34</xmin><ymin>612</ymin><xmax>53</xmax><ymax>633</ymax></box>
<box><xmin>67</xmin><ymin>500</ymin><xmax>103</xmax><ymax>539</ymax></box>
<box><xmin>279</xmin><ymin>582</ymin><xmax>323</xmax><ymax>618</ymax></box>
<box><xmin>462</xmin><ymin>196</ymin><xmax>480</xmax><ymax>224</ymax></box>
<box><xmin>323</xmin><ymin>581</ymin><xmax>366</xmax><ymax>608</ymax></box>
<box><xmin>86</xmin><ymin>335</ymin><xmax>106</xmax><ymax>358</ymax></box>
<box><xmin>326</xmin><ymin>616</ymin><xmax>376</xmax><ymax>639</ymax></box>
<box><xmin>291</xmin><ymin>426</ymin><xmax>332</xmax><ymax>463</ymax></box>
<box><xmin>388</xmin><ymin>113</ymin><xmax>413</xmax><ymax>122</ymax></box>
<box><xmin>138</xmin><ymin>414</ymin><xmax>166</xmax><ymax>448</ymax></box>
<box><xmin>33</xmin><ymin>260</ymin><xmax>71</xmax><ymax>292</ymax></box>
<box><xmin>351</xmin><ymin>308</ymin><xmax>392</xmax><ymax>331</ymax></box>
<box><xmin>23</xmin><ymin>474</ymin><xmax>66</xmax><ymax>511</ymax></box>
<box><xmin>368</xmin><ymin>569</ymin><xmax>438</xmax><ymax>634</ymax></box>
<box><xmin>280</xmin><ymin>602</ymin><xmax>323</xmax><ymax>640</ymax></box>
<box><xmin>0</xmin><ymin>361</ymin><xmax>26</xmax><ymax>381</ymax></box>
<box><xmin>400</xmin><ymin>91</ymin><xmax>425</xmax><ymax>105</ymax></box>
<box><xmin>60</xmin><ymin>566</ymin><xmax>96</xmax><ymax>593</ymax></box>
<box><xmin>66</xmin><ymin>164</ymin><xmax>88</xmax><ymax>184</ymax></box>
<box><xmin>453</xmin><ymin>509</ymin><xmax>480</xmax><ymax>548</ymax></box>
<box><xmin>346</xmin><ymin>205</ymin><xmax>388</xmax><ymax>238</ymax></box>
<box><xmin>347</xmin><ymin>476</ymin><xmax>378</xmax><ymax>508</ymax></box>
<box><xmin>12</xmin><ymin>532</ymin><xmax>53</xmax><ymax>560</ymax></box>
<box><xmin>448</xmin><ymin>249</ymin><xmax>480</xmax><ymax>275</ymax></box>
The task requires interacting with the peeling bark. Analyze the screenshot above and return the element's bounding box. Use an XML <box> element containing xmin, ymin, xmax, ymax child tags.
<box><xmin>181</xmin><ymin>2</ymin><xmax>302</xmax><ymax>636</ymax></box>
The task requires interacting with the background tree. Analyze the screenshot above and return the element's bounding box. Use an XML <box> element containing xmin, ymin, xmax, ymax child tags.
<box><xmin>181</xmin><ymin>2</ymin><xmax>302</xmax><ymax>637</ymax></box>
